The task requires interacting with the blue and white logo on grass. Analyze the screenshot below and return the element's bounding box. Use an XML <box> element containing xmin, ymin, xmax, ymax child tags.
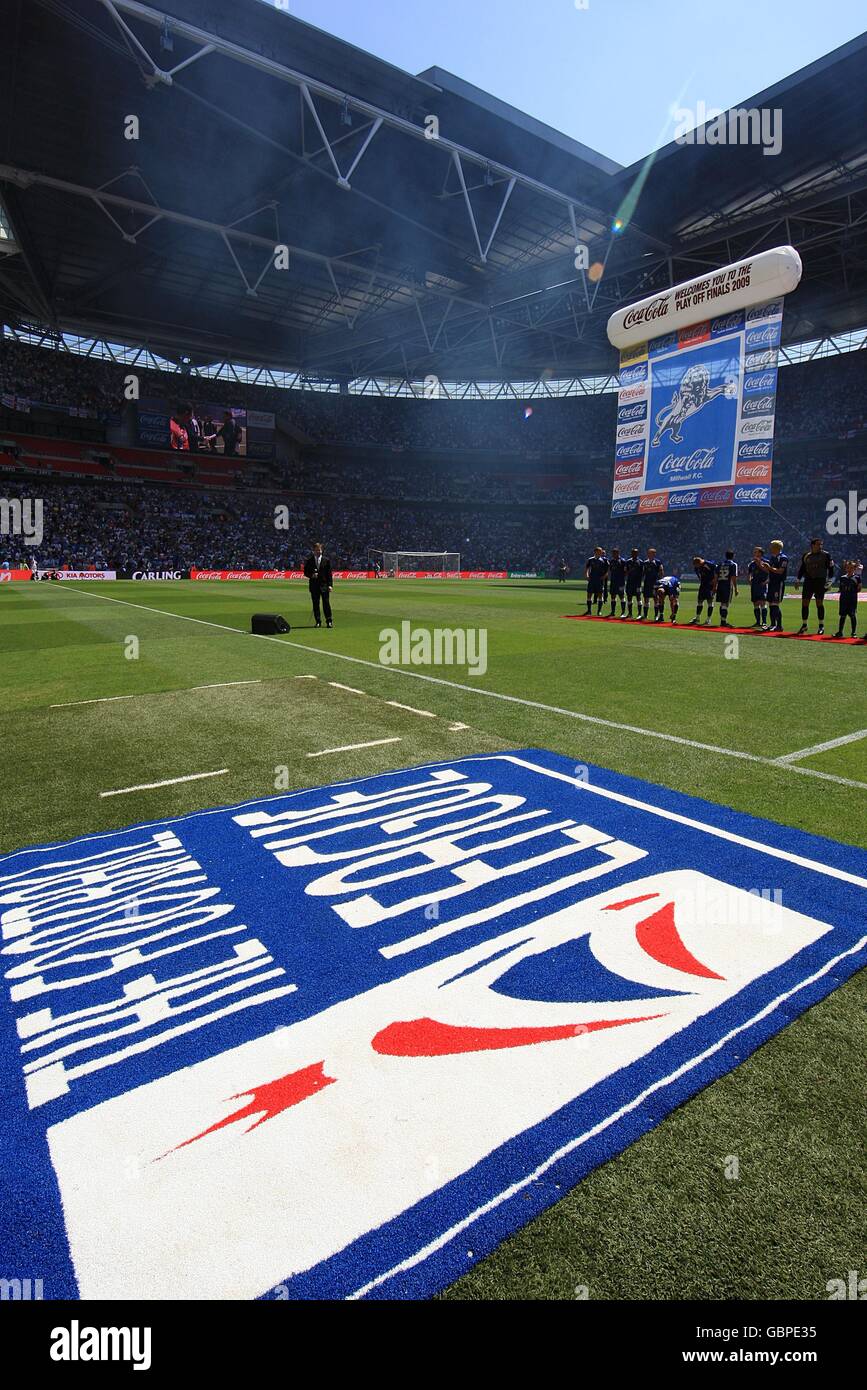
<box><xmin>1</xmin><ymin>751</ymin><xmax>865</xmax><ymax>1300</ymax></box>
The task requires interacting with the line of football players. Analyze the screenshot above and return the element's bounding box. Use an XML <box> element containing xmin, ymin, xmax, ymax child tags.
<box><xmin>575</xmin><ymin>542</ymin><xmax>863</xmax><ymax>638</ymax></box>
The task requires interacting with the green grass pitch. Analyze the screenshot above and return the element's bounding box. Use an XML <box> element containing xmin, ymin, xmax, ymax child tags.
<box><xmin>1</xmin><ymin>577</ymin><xmax>865</xmax><ymax>1300</ymax></box>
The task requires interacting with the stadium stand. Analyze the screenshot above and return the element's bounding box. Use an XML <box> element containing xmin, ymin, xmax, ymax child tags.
<box><xmin>1</xmin><ymin>339</ymin><xmax>864</xmax><ymax>573</ymax></box>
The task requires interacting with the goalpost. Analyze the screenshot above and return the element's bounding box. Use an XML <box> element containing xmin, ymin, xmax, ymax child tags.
<box><xmin>368</xmin><ymin>549</ymin><xmax>461</xmax><ymax>576</ymax></box>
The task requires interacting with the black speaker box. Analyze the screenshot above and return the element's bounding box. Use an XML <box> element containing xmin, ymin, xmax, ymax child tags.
<box><xmin>251</xmin><ymin>613</ymin><xmax>290</xmax><ymax>634</ymax></box>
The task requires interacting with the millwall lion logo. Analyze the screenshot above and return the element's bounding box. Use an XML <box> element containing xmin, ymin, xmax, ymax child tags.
<box><xmin>651</xmin><ymin>363</ymin><xmax>731</xmax><ymax>446</ymax></box>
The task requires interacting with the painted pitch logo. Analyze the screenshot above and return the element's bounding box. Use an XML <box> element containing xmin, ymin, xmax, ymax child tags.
<box><xmin>1</xmin><ymin>752</ymin><xmax>864</xmax><ymax>1301</ymax></box>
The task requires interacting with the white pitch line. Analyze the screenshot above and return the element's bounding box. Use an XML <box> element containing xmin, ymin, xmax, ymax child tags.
<box><xmin>193</xmin><ymin>680</ymin><xmax>261</xmax><ymax>691</ymax></box>
<box><xmin>54</xmin><ymin>585</ymin><xmax>867</xmax><ymax>792</ymax></box>
<box><xmin>387</xmin><ymin>700</ymin><xmax>436</xmax><ymax>718</ymax></box>
<box><xmin>775</xmin><ymin>728</ymin><xmax>867</xmax><ymax>764</ymax></box>
<box><xmin>99</xmin><ymin>769</ymin><xmax>229</xmax><ymax>797</ymax></box>
<box><xmin>307</xmin><ymin>738</ymin><xmax>402</xmax><ymax>758</ymax></box>
<box><xmin>50</xmin><ymin>694</ymin><xmax>137</xmax><ymax>709</ymax></box>
<box><xmin>449</xmin><ymin>722</ymin><xmax>470</xmax><ymax>731</ymax></box>
<box><xmin>51</xmin><ymin>681</ymin><xmax>260</xmax><ymax>709</ymax></box>
<box><xmin>329</xmin><ymin>682</ymin><xmax>367</xmax><ymax>695</ymax></box>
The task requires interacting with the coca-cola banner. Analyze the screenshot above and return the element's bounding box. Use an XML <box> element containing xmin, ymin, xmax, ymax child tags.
<box><xmin>610</xmin><ymin>297</ymin><xmax>781</xmax><ymax>517</ymax></box>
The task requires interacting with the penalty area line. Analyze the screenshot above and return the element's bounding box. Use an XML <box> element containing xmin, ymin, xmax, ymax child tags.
<box><xmin>307</xmin><ymin>738</ymin><xmax>402</xmax><ymax>758</ymax></box>
<box><xmin>775</xmin><ymin>728</ymin><xmax>867</xmax><ymax>764</ymax></box>
<box><xmin>100</xmin><ymin>769</ymin><xmax>229</xmax><ymax>797</ymax></box>
<box><xmin>57</xmin><ymin>585</ymin><xmax>867</xmax><ymax>792</ymax></box>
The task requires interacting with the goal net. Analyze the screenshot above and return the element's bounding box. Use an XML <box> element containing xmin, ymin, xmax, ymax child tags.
<box><xmin>368</xmin><ymin>550</ymin><xmax>461</xmax><ymax>576</ymax></box>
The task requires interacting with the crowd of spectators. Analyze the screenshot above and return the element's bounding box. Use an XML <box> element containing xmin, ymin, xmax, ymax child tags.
<box><xmin>1</xmin><ymin>453</ymin><xmax>862</xmax><ymax>576</ymax></box>
<box><xmin>3</xmin><ymin>338</ymin><xmax>865</xmax><ymax>454</ymax></box>
<box><xmin>0</xmin><ymin>341</ymin><xmax>124</xmax><ymax>419</ymax></box>
<box><xmin>1</xmin><ymin>337</ymin><xmax>865</xmax><ymax>575</ymax></box>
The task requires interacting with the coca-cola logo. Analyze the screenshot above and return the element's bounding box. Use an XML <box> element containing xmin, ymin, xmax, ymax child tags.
<box><xmin>712</xmin><ymin>311</ymin><xmax>743</xmax><ymax>334</ymax></box>
<box><xmin>611</xmin><ymin>498</ymin><xmax>639</xmax><ymax>515</ymax></box>
<box><xmin>745</xmin><ymin>350</ymin><xmax>777</xmax><ymax>371</ymax></box>
<box><xmin>736</xmin><ymin>462</ymin><xmax>772</xmax><ymax>481</ymax></box>
<box><xmin>618</xmin><ymin>383</ymin><xmax>647</xmax><ymax>403</ymax></box>
<box><xmin>622</xmin><ymin>298</ymin><xmax>669</xmax><ymax>330</ymax></box>
<box><xmin>700</xmin><ymin>487</ymin><xmax>734</xmax><ymax>506</ymax></box>
<box><xmin>613</xmin><ymin>478</ymin><xmax>643</xmax><ymax>496</ymax></box>
<box><xmin>746</xmin><ymin>300</ymin><xmax>782</xmax><ymax>324</ymax></box>
<box><xmin>679</xmin><ymin>322</ymin><xmax>708</xmax><ymax>344</ymax></box>
<box><xmin>617</xmin><ymin>422</ymin><xmax>647</xmax><ymax>440</ymax></box>
<box><xmin>616</xmin><ymin>442</ymin><xmax>645</xmax><ymax>461</ymax></box>
<box><xmin>738</xmin><ymin>440</ymin><xmax>773</xmax><ymax>459</ymax></box>
<box><xmin>744</xmin><ymin>371</ymin><xmax>777</xmax><ymax>391</ymax></box>
<box><xmin>745</xmin><ymin>325</ymin><xmax>780</xmax><ymax>349</ymax></box>
<box><xmin>739</xmin><ymin>416</ymin><xmax>775</xmax><ymax>436</ymax></box>
<box><xmin>619</xmin><ymin>363</ymin><xmax>647</xmax><ymax>385</ymax></box>
<box><xmin>668</xmin><ymin>491</ymin><xmax>699</xmax><ymax>509</ymax></box>
<box><xmin>651</xmin><ymin>332</ymin><xmax>678</xmax><ymax>356</ymax></box>
<box><xmin>615</xmin><ymin>459</ymin><xmax>645</xmax><ymax>478</ymax></box>
<box><xmin>617</xmin><ymin>402</ymin><xmax>647</xmax><ymax>422</ymax></box>
<box><xmin>639</xmin><ymin>492</ymin><xmax>668</xmax><ymax>511</ymax></box>
<box><xmin>658</xmin><ymin>448</ymin><xmax>717</xmax><ymax>475</ymax></box>
<box><xmin>742</xmin><ymin>394</ymin><xmax>776</xmax><ymax>415</ymax></box>
<box><xmin>735</xmin><ymin>486</ymin><xmax>770</xmax><ymax>503</ymax></box>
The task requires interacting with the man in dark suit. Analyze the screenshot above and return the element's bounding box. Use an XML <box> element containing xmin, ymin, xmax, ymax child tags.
<box><xmin>303</xmin><ymin>542</ymin><xmax>333</xmax><ymax>628</ymax></box>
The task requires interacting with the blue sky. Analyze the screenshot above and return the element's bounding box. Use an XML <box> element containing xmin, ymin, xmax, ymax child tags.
<box><xmin>264</xmin><ymin>0</ymin><xmax>865</xmax><ymax>165</ymax></box>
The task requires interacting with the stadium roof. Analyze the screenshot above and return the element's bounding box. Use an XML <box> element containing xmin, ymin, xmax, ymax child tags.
<box><xmin>1</xmin><ymin>0</ymin><xmax>866</xmax><ymax>382</ymax></box>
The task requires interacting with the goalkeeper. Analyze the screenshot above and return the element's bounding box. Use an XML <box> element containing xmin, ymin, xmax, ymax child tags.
<box><xmin>796</xmin><ymin>538</ymin><xmax>834</xmax><ymax>636</ymax></box>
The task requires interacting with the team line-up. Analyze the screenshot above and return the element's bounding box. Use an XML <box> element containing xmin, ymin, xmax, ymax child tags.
<box><xmin>568</xmin><ymin>540</ymin><xmax>864</xmax><ymax>637</ymax></box>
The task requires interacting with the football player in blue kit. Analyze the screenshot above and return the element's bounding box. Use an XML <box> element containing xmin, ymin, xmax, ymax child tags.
<box><xmin>715</xmin><ymin>550</ymin><xmax>739</xmax><ymax>628</ymax></box>
<box><xmin>625</xmin><ymin>548</ymin><xmax>643</xmax><ymax>619</ymax></box>
<box><xmin>765</xmin><ymin>539</ymin><xmax>788</xmax><ymax>633</ymax></box>
<box><xmin>607</xmin><ymin>547</ymin><xmax>628</xmax><ymax>618</ymax></box>
<box><xmin>688</xmin><ymin>556</ymin><xmax>718</xmax><ymax>625</ymax></box>
<box><xmin>584</xmin><ymin>547</ymin><xmax>609</xmax><ymax>615</ymax></box>
<box><xmin>748</xmin><ymin>546</ymin><xmax>769</xmax><ymax>629</ymax></box>
<box><xmin>654</xmin><ymin>573</ymin><xmax>681</xmax><ymax>623</ymax></box>
<box><xmin>832</xmin><ymin>558</ymin><xmax>861</xmax><ymax>639</ymax></box>
<box><xmin>640</xmin><ymin>549</ymin><xmax>663</xmax><ymax>620</ymax></box>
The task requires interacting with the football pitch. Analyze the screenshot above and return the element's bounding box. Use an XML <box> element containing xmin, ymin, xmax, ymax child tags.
<box><xmin>2</xmin><ymin>576</ymin><xmax>865</xmax><ymax>1301</ymax></box>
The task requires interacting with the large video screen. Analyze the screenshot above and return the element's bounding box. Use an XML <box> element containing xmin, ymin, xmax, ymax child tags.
<box><xmin>136</xmin><ymin>399</ymin><xmax>275</xmax><ymax>459</ymax></box>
